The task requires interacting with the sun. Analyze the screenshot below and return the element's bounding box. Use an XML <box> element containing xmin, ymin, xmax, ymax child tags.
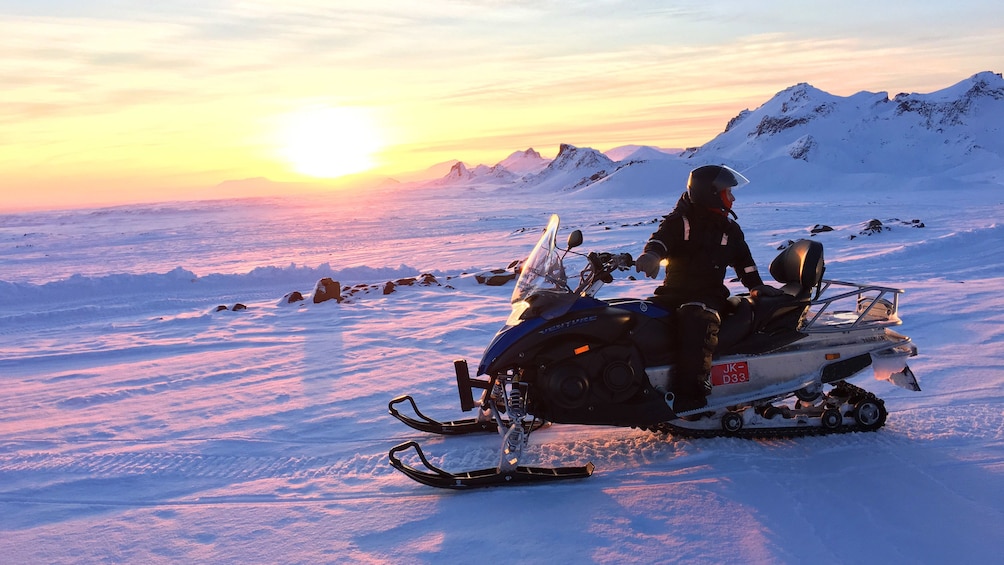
<box><xmin>276</xmin><ymin>106</ymin><xmax>383</xmax><ymax>178</ymax></box>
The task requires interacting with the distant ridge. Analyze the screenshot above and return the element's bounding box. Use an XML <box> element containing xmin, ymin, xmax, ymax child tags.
<box><xmin>419</xmin><ymin>71</ymin><xmax>1003</xmax><ymax>196</ymax></box>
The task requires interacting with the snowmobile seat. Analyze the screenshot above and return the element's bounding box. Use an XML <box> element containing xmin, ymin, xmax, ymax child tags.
<box><xmin>717</xmin><ymin>296</ymin><xmax>754</xmax><ymax>352</ymax></box>
<box><xmin>753</xmin><ymin>240</ymin><xmax>825</xmax><ymax>333</ymax></box>
<box><xmin>718</xmin><ymin>241</ymin><xmax>825</xmax><ymax>354</ymax></box>
<box><xmin>769</xmin><ymin>239</ymin><xmax>825</xmax><ymax>301</ymax></box>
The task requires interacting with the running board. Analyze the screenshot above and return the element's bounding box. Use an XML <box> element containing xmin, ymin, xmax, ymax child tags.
<box><xmin>388</xmin><ymin>441</ymin><xmax>594</xmax><ymax>489</ymax></box>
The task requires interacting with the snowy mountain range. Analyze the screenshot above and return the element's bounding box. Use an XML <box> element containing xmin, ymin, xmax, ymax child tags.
<box><xmin>425</xmin><ymin>148</ymin><xmax>550</xmax><ymax>187</ymax></box>
<box><xmin>690</xmin><ymin>71</ymin><xmax>1004</xmax><ymax>174</ymax></box>
<box><xmin>427</xmin><ymin>71</ymin><xmax>1003</xmax><ymax>196</ymax></box>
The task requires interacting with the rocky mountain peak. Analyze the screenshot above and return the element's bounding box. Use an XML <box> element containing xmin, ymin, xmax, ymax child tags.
<box><xmin>446</xmin><ymin>161</ymin><xmax>472</xmax><ymax>179</ymax></box>
<box><xmin>548</xmin><ymin>143</ymin><xmax>614</xmax><ymax>171</ymax></box>
<box><xmin>498</xmin><ymin>147</ymin><xmax>550</xmax><ymax>175</ymax></box>
<box><xmin>892</xmin><ymin>71</ymin><xmax>1004</xmax><ymax>127</ymax></box>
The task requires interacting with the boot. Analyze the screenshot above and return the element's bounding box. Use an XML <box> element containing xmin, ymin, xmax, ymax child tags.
<box><xmin>672</xmin><ymin>302</ymin><xmax>721</xmax><ymax>413</ymax></box>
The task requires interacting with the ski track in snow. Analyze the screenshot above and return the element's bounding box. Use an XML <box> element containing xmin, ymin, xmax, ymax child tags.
<box><xmin>1</xmin><ymin>189</ymin><xmax>1003</xmax><ymax>562</ymax></box>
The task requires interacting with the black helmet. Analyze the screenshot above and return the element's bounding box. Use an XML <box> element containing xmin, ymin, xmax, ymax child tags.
<box><xmin>687</xmin><ymin>164</ymin><xmax>749</xmax><ymax>212</ymax></box>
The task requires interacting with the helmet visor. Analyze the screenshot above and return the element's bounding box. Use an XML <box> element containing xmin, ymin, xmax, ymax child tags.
<box><xmin>716</xmin><ymin>165</ymin><xmax>749</xmax><ymax>190</ymax></box>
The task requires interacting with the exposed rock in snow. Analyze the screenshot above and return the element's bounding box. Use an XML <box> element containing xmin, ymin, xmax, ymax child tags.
<box><xmin>312</xmin><ymin>277</ymin><xmax>342</xmax><ymax>304</ymax></box>
<box><xmin>788</xmin><ymin>135</ymin><xmax>816</xmax><ymax>160</ymax></box>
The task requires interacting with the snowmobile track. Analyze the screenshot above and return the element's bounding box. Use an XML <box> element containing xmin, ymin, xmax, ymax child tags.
<box><xmin>651</xmin><ymin>382</ymin><xmax>890</xmax><ymax>439</ymax></box>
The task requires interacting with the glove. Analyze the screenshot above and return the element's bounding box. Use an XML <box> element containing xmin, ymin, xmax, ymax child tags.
<box><xmin>751</xmin><ymin>284</ymin><xmax>785</xmax><ymax>298</ymax></box>
<box><xmin>635</xmin><ymin>252</ymin><xmax>662</xmax><ymax>279</ymax></box>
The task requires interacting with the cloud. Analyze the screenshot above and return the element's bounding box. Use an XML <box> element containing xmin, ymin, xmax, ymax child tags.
<box><xmin>0</xmin><ymin>1</ymin><xmax>1001</xmax><ymax>204</ymax></box>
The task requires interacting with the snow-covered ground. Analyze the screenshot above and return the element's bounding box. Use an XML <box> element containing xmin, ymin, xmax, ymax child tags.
<box><xmin>3</xmin><ymin>72</ymin><xmax>1004</xmax><ymax>562</ymax></box>
<box><xmin>2</xmin><ymin>175</ymin><xmax>1002</xmax><ymax>562</ymax></box>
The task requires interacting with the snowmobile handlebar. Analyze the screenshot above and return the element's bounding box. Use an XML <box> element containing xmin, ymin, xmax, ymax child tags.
<box><xmin>574</xmin><ymin>251</ymin><xmax>634</xmax><ymax>294</ymax></box>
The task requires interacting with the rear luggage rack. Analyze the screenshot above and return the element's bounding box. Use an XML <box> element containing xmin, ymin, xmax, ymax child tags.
<box><xmin>803</xmin><ymin>279</ymin><xmax>904</xmax><ymax>332</ymax></box>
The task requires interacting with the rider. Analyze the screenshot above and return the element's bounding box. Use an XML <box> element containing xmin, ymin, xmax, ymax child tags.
<box><xmin>635</xmin><ymin>164</ymin><xmax>782</xmax><ymax>413</ymax></box>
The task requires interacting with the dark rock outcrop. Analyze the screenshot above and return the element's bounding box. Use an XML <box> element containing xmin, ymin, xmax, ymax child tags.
<box><xmin>312</xmin><ymin>277</ymin><xmax>343</xmax><ymax>304</ymax></box>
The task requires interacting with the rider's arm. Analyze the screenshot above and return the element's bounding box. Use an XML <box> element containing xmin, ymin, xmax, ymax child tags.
<box><xmin>731</xmin><ymin>224</ymin><xmax>765</xmax><ymax>290</ymax></box>
<box><xmin>642</xmin><ymin>214</ymin><xmax>681</xmax><ymax>258</ymax></box>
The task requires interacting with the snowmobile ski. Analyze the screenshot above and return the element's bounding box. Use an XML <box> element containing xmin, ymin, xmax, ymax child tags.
<box><xmin>388</xmin><ymin>441</ymin><xmax>594</xmax><ymax>489</ymax></box>
<box><xmin>388</xmin><ymin>394</ymin><xmax>545</xmax><ymax>435</ymax></box>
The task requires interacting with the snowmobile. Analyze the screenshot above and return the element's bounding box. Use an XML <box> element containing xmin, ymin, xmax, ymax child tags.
<box><xmin>388</xmin><ymin>214</ymin><xmax>919</xmax><ymax>489</ymax></box>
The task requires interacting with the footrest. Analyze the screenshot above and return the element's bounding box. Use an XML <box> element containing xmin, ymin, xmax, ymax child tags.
<box><xmin>388</xmin><ymin>395</ymin><xmax>547</xmax><ymax>435</ymax></box>
<box><xmin>388</xmin><ymin>395</ymin><xmax>499</xmax><ymax>435</ymax></box>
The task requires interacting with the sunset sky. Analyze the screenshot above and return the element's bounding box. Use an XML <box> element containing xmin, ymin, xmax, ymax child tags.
<box><xmin>2</xmin><ymin>1</ymin><xmax>1002</xmax><ymax>211</ymax></box>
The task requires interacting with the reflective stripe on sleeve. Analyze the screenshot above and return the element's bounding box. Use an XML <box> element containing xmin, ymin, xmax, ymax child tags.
<box><xmin>647</xmin><ymin>239</ymin><xmax>668</xmax><ymax>253</ymax></box>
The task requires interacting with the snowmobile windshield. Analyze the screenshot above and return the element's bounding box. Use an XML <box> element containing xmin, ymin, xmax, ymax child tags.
<box><xmin>511</xmin><ymin>214</ymin><xmax>570</xmax><ymax>305</ymax></box>
<box><xmin>506</xmin><ymin>214</ymin><xmax>580</xmax><ymax>325</ymax></box>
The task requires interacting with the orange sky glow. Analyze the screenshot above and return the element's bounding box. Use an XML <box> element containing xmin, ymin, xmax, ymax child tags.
<box><xmin>1</xmin><ymin>2</ymin><xmax>1002</xmax><ymax>211</ymax></box>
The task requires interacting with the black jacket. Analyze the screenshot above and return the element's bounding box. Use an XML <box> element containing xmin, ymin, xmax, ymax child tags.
<box><xmin>643</xmin><ymin>193</ymin><xmax>764</xmax><ymax>310</ymax></box>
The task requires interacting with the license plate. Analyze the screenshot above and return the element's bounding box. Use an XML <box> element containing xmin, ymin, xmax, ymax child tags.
<box><xmin>712</xmin><ymin>361</ymin><xmax>750</xmax><ymax>386</ymax></box>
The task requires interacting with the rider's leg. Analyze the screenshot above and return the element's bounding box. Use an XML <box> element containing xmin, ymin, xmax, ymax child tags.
<box><xmin>673</xmin><ymin>302</ymin><xmax>721</xmax><ymax>412</ymax></box>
